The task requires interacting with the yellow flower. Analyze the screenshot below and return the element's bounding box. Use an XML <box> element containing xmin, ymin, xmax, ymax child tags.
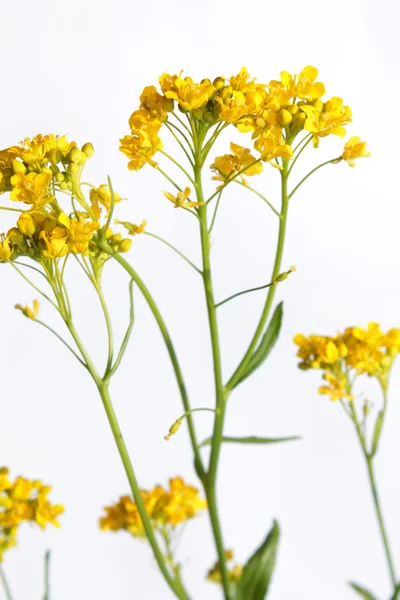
<box><xmin>211</xmin><ymin>143</ymin><xmax>263</xmax><ymax>185</ymax></box>
<box><xmin>163</xmin><ymin>75</ymin><xmax>215</xmax><ymax>112</ymax></box>
<box><xmin>119</xmin><ymin>123</ymin><xmax>163</xmax><ymax>171</ymax></box>
<box><xmin>318</xmin><ymin>372</ymin><xmax>352</xmax><ymax>402</ymax></box>
<box><xmin>100</xmin><ymin>477</ymin><xmax>206</xmax><ymax>538</ymax></box>
<box><xmin>115</xmin><ymin>219</ymin><xmax>147</xmax><ymax>235</ymax></box>
<box><xmin>16</xmin><ymin>134</ymin><xmax>76</xmax><ymax>167</ymax></box>
<box><xmin>33</xmin><ymin>487</ymin><xmax>64</xmax><ymax>529</ymax></box>
<box><xmin>39</xmin><ymin>230</ymin><xmax>69</xmax><ymax>258</ymax></box>
<box><xmin>293</xmin><ymin>333</ymin><xmax>342</xmax><ymax>370</ymax></box>
<box><xmin>341</xmin><ymin>137</ymin><xmax>370</xmax><ymax>167</ymax></box>
<box><xmin>280</xmin><ymin>66</ymin><xmax>325</xmax><ymax>101</ymax></box>
<box><xmin>15</xmin><ymin>300</ymin><xmax>39</xmax><ymax>320</ymax></box>
<box><xmin>0</xmin><ymin>234</ymin><xmax>13</xmax><ymax>262</ymax></box>
<box><xmin>90</xmin><ymin>184</ymin><xmax>123</xmax><ymax>216</ymax></box>
<box><xmin>139</xmin><ymin>86</ymin><xmax>169</xmax><ymax>121</ymax></box>
<box><xmin>163</xmin><ymin>187</ymin><xmax>203</xmax><ymax>209</ymax></box>
<box><xmin>0</xmin><ymin>148</ymin><xmax>20</xmax><ymax>193</ymax></box>
<box><xmin>207</xmin><ymin>549</ymin><xmax>243</xmax><ymax>586</ymax></box>
<box><xmin>9</xmin><ymin>172</ymin><xmax>53</xmax><ymax>206</ymax></box>
<box><xmin>253</xmin><ymin>126</ymin><xmax>292</xmax><ymax>166</ymax></box>
<box><xmin>17</xmin><ymin>212</ymin><xmax>36</xmax><ymax>236</ymax></box>
<box><xmin>301</xmin><ymin>97</ymin><xmax>352</xmax><ymax>145</ymax></box>
<box><xmin>58</xmin><ymin>212</ymin><xmax>100</xmax><ymax>254</ymax></box>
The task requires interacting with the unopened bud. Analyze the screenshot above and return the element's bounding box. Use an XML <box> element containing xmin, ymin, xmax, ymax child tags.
<box><xmin>111</xmin><ymin>233</ymin><xmax>122</xmax><ymax>245</ymax></box>
<box><xmin>50</xmin><ymin>165</ymin><xmax>60</xmax><ymax>175</ymax></box>
<box><xmin>59</xmin><ymin>181</ymin><xmax>68</xmax><ymax>190</ymax></box>
<box><xmin>68</xmin><ymin>147</ymin><xmax>84</xmax><ymax>164</ymax></box>
<box><xmin>311</xmin><ymin>98</ymin><xmax>323</xmax><ymax>111</ymax></box>
<box><xmin>277</xmin><ymin>109</ymin><xmax>293</xmax><ymax>126</ymax></box>
<box><xmin>163</xmin><ymin>98</ymin><xmax>174</xmax><ymax>112</ymax></box>
<box><xmin>67</xmin><ymin>163</ymin><xmax>79</xmax><ymax>175</ymax></box>
<box><xmin>118</xmin><ymin>238</ymin><xmax>132</xmax><ymax>253</ymax></box>
<box><xmin>213</xmin><ymin>77</ymin><xmax>225</xmax><ymax>91</ymax></box>
<box><xmin>204</xmin><ymin>111</ymin><xmax>217</xmax><ymax>124</ymax></box>
<box><xmin>41</xmin><ymin>167</ymin><xmax>52</xmax><ymax>175</ymax></box>
<box><xmin>273</xmin><ymin>265</ymin><xmax>296</xmax><ymax>284</ymax></box>
<box><xmin>164</xmin><ymin>417</ymin><xmax>183</xmax><ymax>441</ymax></box>
<box><xmin>48</xmin><ymin>148</ymin><xmax>63</xmax><ymax>165</ymax></box>
<box><xmin>286</xmin><ymin>104</ymin><xmax>299</xmax><ymax>115</ymax></box>
<box><xmin>81</xmin><ymin>142</ymin><xmax>95</xmax><ymax>158</ymax></box>
<box><xmin>292</xmin><ymin>113</ymin><xmax>306</xmax><ymax>129</ymax></box>
<box><xmin>192</xmin><ymin>108</ymin><xmax>204</xmax><ymax>120</ymax></box>
<box><xmin>17</xmin><ymin>213</ymin><xmax>35</xmax><ymax>237</ymax></box>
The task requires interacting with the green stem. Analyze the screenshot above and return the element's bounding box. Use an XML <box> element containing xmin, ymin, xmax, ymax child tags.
<box><xmin>35</xmin><ymin>319</ymin><xmax>86</xmax><ymax>367</ymax></box>
<box><xmin>164</xmin><ymin>124</ymin><xmax>195</xmax><ymax>168</ymax></box>
<box><xmin>287</xmin><ymin>134</ymin><xmax>313</xmax><ymax>177</ymax></box>
<box><xmin>98</xmin><ymin>383</ymin><xmax>188</xmax><ymax>599</ymax></box>
<box><xmin>288</xmin><ymin>157</ymin><xmax>340</xmax><ymax>199</ymax></box>
<box><xmin>8</xmin><ymin>262</ymin><xmax>59</xmax><ymax>311</ymax></box>
<box><xmin>160</xmin><ymin>150</ymin><xmax>195</xmax><ymax>184</ymax></box>
<box><xmin>106</xmin><ymin>279</ymin><xmax>135</xmax><ymax>380</ymax></box>
<box><xmin>226</xmin><ymin>161</ymin><xmax>290</xmax><ymax>391</ymax></box>
<box><xmin>144</xmin><ymin>232</ymin><xmax>202</xmax><ymax>274</ymax></box>
<box><xmin>349</xmin><ymin>400</ymin><xmax>397</xmax><ymax>590</ymax></box>
<box><xmin>215</xmin><ymin>281</ymin><xmax>275</xmax><ymax>309</ymax></box>
<box><xmin>44</xmin><ymin>550</ymin><xmax>50</xmax><ymax>600</ymax></box>
<box><xmin>0</xmin><ymin>564</ymin><xmax>14</xmax><ymax>600</ymax></box>
<box><xmin>95</xmin><ymin>281</ymin><xmax>114</xmax><ymax>376</ymax></box>
<box><xmin>208</xmin><ymin>190</ymin><xmax>223</xmax><ymax>234</ymax></box>
<box><xmin>97</xmin><ymin>240</ymin><xmax>206</xmax><ymax>481</ymax></box>
<box><xmin>195</xmin><ymin>162</ymin><xmax>231</xmax><ymax>599</ymax></box>
<box><xmin>235</xmin><ymin>181</ymin><xmax>280</xmax><ymax>218</ymax></box>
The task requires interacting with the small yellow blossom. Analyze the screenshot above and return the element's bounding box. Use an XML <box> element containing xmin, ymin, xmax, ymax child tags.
<box><xmin>115</xmin><ymin>219</ymin><xmax>147</xmax><ymax>236</ymax></box>
<box><xmin>119</xmin><ymin>121</ymin><xmax>163</xmax><ymax>171</ymax></box>
<box><xmin>207</xmin><ymin>549</ymin><xmax>243</xmax><ymax>586</ymax></box>
<box><xmin>211</xmin><ymin>143</ymin><xmax>263</xmax><ymax>185</ymax></box>
<box><xmin>0</xmin><ymin>234</ymin><xmax>13</xmax><ymax>262</ymax></box>
<box><xmin>318</xmin><ymin>373</ymin><xmax>353</xmax><ymax>402</ymax></box>
<box><xmin>280</xmin><ymin>66</ymin><xmax>325</xmax><ymax>101</ymax></box>
<box><xmin>253</xmin><ymin>126</ymin><xmax>293</xmax><ymax>167</ymax></box>
<box><xmin>90</xmin><ymin>184</ymin><xmax>123</xmax><ymax>216</ymax></box>
<box><xmin>163</xmin><ymin>75</ymin><xmax>215</xmax><ymax>112</ymax></box>
<box><xmin>100</xmin><ymin>478</ymin><xmax>206</xmax><ymax>538</ymax></box>
<box><xmin>163</xmin><ymin>187</ymin><xmax>203</xmax><ymax>209</ymax></box>
<box><xmin>341</xmin><ymin>137</ymin><xmax>370</xmax><ymax>167</ymax></box>
<box><xmin>9</xmin><ymin>172</ymin><xmax>53</xmax><ymax>206</ymax></box>
<box><xmin>15</xmin><ymin>300</ymin><xmax>39</xmax><ymax>320</ymax></box>
<box><xmin>0</xmin><ymin>467</ymin><xmax>64</xmax><ymax>561</ymax></box>
<box><xmin>301</xmin><ymin>97</ymin><xmax>352</xmax><ymax>145</ymax></box>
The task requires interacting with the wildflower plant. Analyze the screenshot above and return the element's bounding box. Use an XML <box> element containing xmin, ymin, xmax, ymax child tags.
<box><xmin>0</xmin><ymin>66</ymin><xmax>373</xmax><ymax>599</ymax></box>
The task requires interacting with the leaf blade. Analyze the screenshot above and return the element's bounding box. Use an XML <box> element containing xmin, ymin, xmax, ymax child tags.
<box><xmin>349</xmin><ymin>582</ymin><xmax>378</xmax><ymax>600</ymax></box>
<box><xmin>235</xmin><ymin>521</ymin><xmax>280</xmax><ymax>600</ymax></box>
<box><xmin>199</xmin><ymin>435</ymin><xmax>301</xmax><ymax>448</ymax></box>
<box><xmin>234</xmin><ymin>302</ymin><xmax>283</xmax><ymax>388</ymax></box>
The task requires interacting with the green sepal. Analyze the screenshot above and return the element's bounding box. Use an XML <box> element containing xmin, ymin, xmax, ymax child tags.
<box><xmin>235</xmin><ymin>521</ymin><xmax>280</xmax><ymax>600</ymax></box>
<box><xmin>371</xmin><ymin>411</ymin><xmax>384</xmax><ymax>457</ymax></box>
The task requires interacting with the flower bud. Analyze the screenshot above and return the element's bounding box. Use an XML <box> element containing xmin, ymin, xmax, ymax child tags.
<box><xmin>111</xmin><ymin>233</ymin><xmax>122</xmax><ymax>245</ymax></box>
<box><xmin>118</xmin><ymin>238</ymin><xmax>132</xmax><ymax>253</ymax></box>
<box><xmin>67</xmin><ymin>163</ymin><xmax>79</xmax><ymax>175</ymax></box>
<box><xmin>55</xmin><ymin>172</ymin><xmax>64</xmax><ymax>183</ymax></box>
<box><xmin>204</xmin><ymin>111</ymin><xmax>217</xmax><ymax>124</ymax></box>
<box><xmin>12</xmin><ymin>160</ymin><xmax>27</xmax><ymax>175</ymax></box>
<box><xmin>192</xmin><ymin>108</ymin><xmax>205</xmax><ymax>120</ymax></box>
<box><xmin>163</xmin><ymin>98</ymin><xmax>174</xmax><ymax>112</ymax></box>
<box><xmin>220</xmin><ymin>86</ymin><xmax>233</xmax><ymax>100</ymax></box>
<box><xmin>17</xmin><ymin>213</ymin><xmax>35</xmax><ymax>237</ymax></box>
<box><xmin>273</xmin><ymin>265</ymin><xmax>296</xmax><ymax>284</ymax></box>
<box><xmin>81</xmin><ymin>142</ymin><xmax>95</xmax><ymax>158</ymax></box>
<box><xmin>41</xmin><ymin>167</ymin><xmax>52</xmax><ymax>175</ymax></box>
<box><xmin>48</xmin><ymin>148</ymin><xmax>63</xmax><ymax>165</ymax></box>
<box><xmin>68</xmin><ymin>147</ymin><xmax>84</xmax><ymax>164</ymax></box>
<box><xmin>286</xmin><ymin>104</ymin><xmax>299</xmax><ymax>115</ymax></box>
<box><xmin>213</xmin><ymin>77</ymin><xmax>225</xmax><ymax>91</ymax></box>
<box><xmin>59</xmin><ymin>181</ymin><xmax>68</xmax><ymax>190</ymax></box>
<box><xmin>291</xmin><ymin>113</ymin><xmax>306</xmax><ymax>130</ymax></box>
<box><xmin>277</xmin><ymin>109</ymin><xmax>293</xmax><ymax>126</ymax></box>
<box><xmin>164</xmin><ymin>417</ymin><xmax>183</xmax><ymax>441</ymax></box>
<box><xmin>50</xmin><ymin>165</ymin><xmax>60</xmax><ymax>175</ymax></box>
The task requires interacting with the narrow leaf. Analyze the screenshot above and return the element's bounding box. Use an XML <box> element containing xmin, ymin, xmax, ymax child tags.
<box><xmin>349</xmin><ymin>582</ymin><xmax>378</xmax><ymax>600</ymax></box>
<box><xmin>389</xmin><ymin>583</ymin><xmax>400</xmax><ymax>600</ymax></box>
<box><xmin>234</xmin><ymin>302</ymin><xmax>283</xmax><ymax>388</ymax></box>
<box><xmin>199</xmin><ymin>435</ymin><xmax>301</xmax><ymax>448</ymax></box>
<box><xmin>235</xmin><ymin>521</ymin><xmax>280</xmax><ymax>600</ymax></box>
<box><xmin>371</xmin><ymin>411</ymin><xmax>384</xmax><ymax>457</ymax></box>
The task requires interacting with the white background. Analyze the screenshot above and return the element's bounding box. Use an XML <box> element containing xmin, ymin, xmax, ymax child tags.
<box><xmin>1</xmin><ymin>0</ymin><xmax>399</xmax><ymax>598</ymax></box>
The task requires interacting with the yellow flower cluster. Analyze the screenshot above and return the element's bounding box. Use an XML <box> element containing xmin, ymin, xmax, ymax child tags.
<box><xmin>0</xmin><ymin>467</ymin><xmax>64</xmax><ymax>561</ymax></box>
<box><xmin>0</xmin><ymin>134</ymin><xmax>132</xmax><ymax>264</ymax></box>
<box><xmin>294</xmin><ymin>323</ymin><xmax>400</xmax><ymax>400</ymax></box>
<box><xmin>121</xmin><ymin>66</ymin><xmax>368</xmax><ymax>173</ymax></box>
<box><xmin>207</xmin><ymin>549</ymin><xmax>243</xmax><ymax>586</ymax></box>
<box><xmin>99</xmin><ymin>477</ymin><xmax>207</xmax><ymax>538</ymax></box>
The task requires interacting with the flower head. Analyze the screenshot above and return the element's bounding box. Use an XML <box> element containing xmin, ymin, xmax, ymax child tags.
<box><xmin>207</xmin><ymin>549</ymin><xmax>243</xmax><ymax>587</ymax></box>
<box><xmin>211</xmin><ymin>143</ymin><xmax>263</xmax><ymax>185</ymax></box>
<box><xmin>15</xmin><ymin>300</ymin><xmax>39</xmax><ymax>320</ymax></box>
<box><xmin>163</xmin><ymin>187</ymin><xmax>203</xmax><ymax>209</ymax></box>
<box><xmin>342</xmin><ymin>137</ymin><xmax>370</xmax><ymax>167</ymax></box>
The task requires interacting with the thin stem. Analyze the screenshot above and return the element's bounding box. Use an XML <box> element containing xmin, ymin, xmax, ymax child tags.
<box><xmin>44</xmin><ymin>550</ymin><xmax>50</xmax><ymax>600</ymax></box>
<box><xmin>206</xmin><ymin>159</ymin><xmax>262</xmax><ymax>205</ymax></box>
<box><xmin>215</xmin><ymin>281</ymin><xmax>274</xmax><ymax>309</ymax></box>
<box><xmin>287</xmin><ymin>133</ymin><xmax>313</xmax><ymax>176</ymax></box>
<box><xmin>106</xmin><ymin>279</ymin><xmax>135</xmax><ymax>380</ymax></box>
<box><xmin>164</xmin><ymin>123</ymin><xmax>195</xmax><ymax>167</ymax></box>
<box><xmin>8</xmin><ymin>261</ymin><xmax>59</xmax><ymax>311</ymax></box>
<box><xmin>13</xmin><ymin>261</ymin><xmax>48</xmax><ymax>279</ymax></box>
<box><xmin>144</xmin><ymin>232</ymin><xmax>202</xmax><ymax>274</ymax></box>
<box><xmin>208</xmin><ymin>190</ymin><xmax>223</xmax><ymax>234</ymax></box>
<box><xmin>155</xmin><ymin>166</ymin><xmax>182</xmax><ymax>192</ymax></box>
<box><xmin>160</xmin><ymin>150</ymin><xmax>195</xmax><ymax>184</ymax></box>
<box><xmin>0</xmin><ymin>205</ymin><xmax>24</xmax><ymax>213</ymax></box>
<box><xmin>35</xmin><ymin>319</ymin><xmax>86</xmax><ymax>367</ymax></box>
<box><xmin>97</xmin><ymin>383</ymin><xmax>189</xmax><ymax>600</ymax></box>
<box><xmin>288</xmin><ymin>157</ymin><xmax>340</xmax><ymax>199</ymax></box>
<box><xmin>235</xmin><ymin>181</ymin><xmax>281</xmax><ymax>218</ymax></box>
<box><xmin>226</xmin><ymin>159</ymin><xmax>290</xmax><ymax>391</ymax></box>
<box><xmin>195</xmin><ymin>157</ymin><xmax>231</xmax><ymax>599</ymax></box>
<box><xmin>97</xmin><ymin>239</ymin><xmax>206</xmax><ymax>481</ymax></box>
<box><xmin>0</xmin><ymin>564</ymin><xmax>14</xmax><ymax>600</ymax></box>
<box><xmin>95</xmin><ymin>281</ymin><xmax>114</xmax><ymax>377</ymax></box>
<box><xmin>170</xmin><ymin>112</ymin><xmax>194</xmax><ymax>138</ymax></box>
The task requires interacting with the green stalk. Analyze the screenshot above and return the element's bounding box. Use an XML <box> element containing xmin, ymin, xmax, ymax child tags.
<box><xmin>226</xmin><ymin>160</ymin><xmax>290</xmax><ymax>391</ymax></box>
<box><xmin>97</xmin><ymin>240</ymin><xmax>206</xmax><ymax>481</ymax></box>
<box><xmin>43</xmin><ymin>550</ymin><xmax>50</xmax><ymax>600</ymax></box>
<box><xmin>195</xmin><ymin>156</ymin><xmax>231</xmax><ymax>599</ymax></box>
<box><xmin>349</xmin><ymin>400</ymin><xmax>397</xmax><ymax>590</ymax></box>
<box><xmin>0</xmin><ymin>564</ymin><xmax>14</xmax><ymax>600</ymax></box>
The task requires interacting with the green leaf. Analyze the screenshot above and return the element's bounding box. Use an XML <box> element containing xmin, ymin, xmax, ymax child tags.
<box><xmin>349</xmin><ymin>582</ymin><xmax>378</xmax><ymax>600</ymax></box>
<box><xmin>371</xmin><ymin>411</ymin><xmax>384</xmax><ymax>457</ymax></box>
<box><xmin>389</xmin><ymin>583</ymin><xmax>400</xmax><ymax>600</ymax></box>
<box><xmin>235</xmin><ymin>521</ymin><xmax>280</xmax><ymax>600</ymax></box>
<box><xmin>234</xmin><ymin>302</ymin><xmax>283</xmax><ymax>388</ymax></box>
<box><xmin>199</xmin><ymin>435</ymin><xmax>301</xmax><ymax>448</ymax></box>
